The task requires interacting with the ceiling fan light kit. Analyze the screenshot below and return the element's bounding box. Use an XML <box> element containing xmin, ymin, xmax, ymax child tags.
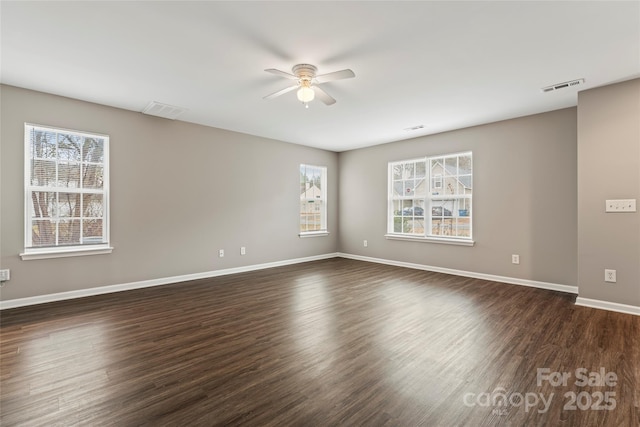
<box><xmin>297</xmin><ymin>85</ymin><xmax>315</xmax><ymax>104</ymax></box>
<box><xmin>264</xmin><ymin>63</ymin><xmax>355</xmax><ymax>107</ymax></box>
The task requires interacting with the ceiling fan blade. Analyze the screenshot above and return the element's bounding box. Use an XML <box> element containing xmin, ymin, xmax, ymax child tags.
<box><xmin>264</xmin><ymin>68</ymin><xmax>298</xmax><ymax>80</ymax></box>
<box><xmin>263</xmin><ymin>84</ymin><xmax>298</xmax><ymax>100</ymax></box>
<box><xmin>312</xmin><ymin>86</ymin><xmax>336</xmax><ymax>105</ymax></box>
<box><xmin>315</xmin><ymin>69</ymin><xmax>355</xmax><ymax>84</ymax></box>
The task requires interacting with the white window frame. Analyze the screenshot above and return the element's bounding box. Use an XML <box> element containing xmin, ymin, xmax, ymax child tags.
<box><xmin>21</xmin><ymin>124</ymin><xmax>113</xmax><ymax>260</ymax></box>
<box><xmin>299</xmin><ymin>164</ymin><xmax>328</xmax><ymax>237</ymax></box>
<box><xmin>386</xmin><ymin>152</ymin><xmax>474</xmax><ymax>246</ymax></box>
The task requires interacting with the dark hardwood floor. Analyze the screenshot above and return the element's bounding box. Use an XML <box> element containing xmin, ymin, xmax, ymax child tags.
<box><xmin>1</xmin><ymin>258</ymin><xmax>638</xmax><ymax>426</ymax></box>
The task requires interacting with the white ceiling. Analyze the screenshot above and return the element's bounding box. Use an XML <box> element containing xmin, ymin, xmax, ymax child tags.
<box><xmin>1</xmin><ymin>1</ymin><xmax>639</xmax><ymax>152</ymax></box>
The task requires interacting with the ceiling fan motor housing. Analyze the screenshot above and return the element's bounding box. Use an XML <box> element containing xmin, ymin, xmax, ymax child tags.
<box><xmin>292</xmin><ymin>64</ymin><xmax>317</xmax><ymax>82</ymax></box>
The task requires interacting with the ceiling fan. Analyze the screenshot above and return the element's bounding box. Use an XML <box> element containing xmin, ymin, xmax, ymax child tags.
<box><xmin>263</xmin><ymin>63</ymin><xmax>355</xmax><ymax>107</ymax></box>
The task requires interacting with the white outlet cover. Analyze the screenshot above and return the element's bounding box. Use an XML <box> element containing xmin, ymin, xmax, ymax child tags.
<box><xmin>604</xmin><ymin>269</ymin><xmax>616</xmax><ymax>283</ymax></box>
<box><xmin>605</xmin><ymin>199</ymin><xmax>636</xmax><ymax>212</ymax></box>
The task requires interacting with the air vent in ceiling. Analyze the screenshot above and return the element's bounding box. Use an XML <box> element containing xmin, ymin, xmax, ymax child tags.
<box><xmin>541</xmin><ymin>78</ymin><xmax>585</xmax><ymax>93</ymax></box>
<box><xmin>142</xmin><ymin>101</ymin><xmax>188</xmax><ymax>120</ymax></box>
<box><xmin>404</xmin><ymin>124</ymin><xmax>425</xmax><ymax>131</ymax></box>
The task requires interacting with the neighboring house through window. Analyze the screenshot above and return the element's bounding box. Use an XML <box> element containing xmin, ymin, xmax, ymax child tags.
<box><xmin>22</xmin><ymin>124</ymin><xmax>112</xmax><ymax>259</ymax></box>
<box><xmin>387</xmin><ymin>152</ymin><xmax>473</xmax><ymax>245</ymax></box>
<box><xmin>299</xmin><ymin>164</ymin><xmax>327</xmax><ymax>236</ymax></box>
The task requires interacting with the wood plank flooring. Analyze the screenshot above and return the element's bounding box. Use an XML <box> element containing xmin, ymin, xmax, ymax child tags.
<box><xmin>1</xmin><ymin>258</ymin><xmax>639</xmax><ymax>426</ymax></box>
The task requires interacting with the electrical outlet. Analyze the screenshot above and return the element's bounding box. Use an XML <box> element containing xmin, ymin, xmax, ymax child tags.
<box><xmin>512</xmin><ymin>254</ymin><xmax>520</xmax><ymax>265</ymax></box>
<box><xmin>0</xmin><ymin>269</ymin><xmax>10</xmax><ymax>281</ymax></box>
<box><xmin>363</xmin><ymin>240</ymin><xmax>368</xmax><ymax>247</ymax></box>
<box><xmin>605</xmin><ymin>199</ymin><xmax>636</xmax><ymax>212</ymax></box>
<box><xmin>240</xmin><ymin>247</ymin><xmax>246</xmax><ymax>255</ymax></box>
<box><xmin>219</xmin><ymin>249</ymin><xmax>224</xmax><ymax>258</ymax></box>
<box><xmin>604</xmin><ymin>269</ymin><xmax>616</xmax><ymax>283</ymax></box>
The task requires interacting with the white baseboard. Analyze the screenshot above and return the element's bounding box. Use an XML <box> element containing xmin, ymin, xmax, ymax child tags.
<box><xmin>575</xmin><ymin>297</ymin><xmax>640</xmax><ymax>316</ymax></box>
<box><xmin>337</xmin><ymin>252</ymin><xmax>579</xmax><ymax>295</ymax></box>
<box><xmin>0</xmin><ymin>253</ymin><xmax>339</xmax><ymax>310</ymax></box>
<box><xmin>5</xmin><ymin>252</ymin><xmax>636</xmax><ymax>317</ymax></box>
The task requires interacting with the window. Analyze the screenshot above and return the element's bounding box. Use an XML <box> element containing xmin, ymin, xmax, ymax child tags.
<box><xmin>22</xmin><ymin>124</ymin><xmax>111</xmax><ymax>259</ymax></box>
<box><xmin>387</xmin><ymin>152</ymin><xmax>473</xmax><ymax>245</ymax></box>
<box><xmin>299</xmin><ymin>164</ymin><xmax>327</xmax><ymax>236</ymax></box>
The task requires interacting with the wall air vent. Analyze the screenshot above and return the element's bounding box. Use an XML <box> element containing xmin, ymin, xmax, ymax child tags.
<box><xmin>541</xmin><ymin>78</ymin><xmax>585</xmax><ymax>93</ymax></box>
<box><xmin>142</xmin><ymin>101</ymin><xmax>188</xmax><ymax>120</ymax></box>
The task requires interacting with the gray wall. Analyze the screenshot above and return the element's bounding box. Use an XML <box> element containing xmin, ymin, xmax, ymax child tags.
<box><xmin>338</xmin><ymin>108</ymin><xmax>578</xmax><ymax>287</ymax></box>
<box><xmin>577</xmin><ymin>78</ymin><xmax>640</xmax><ymax>306</ymax></box>
<box><xmin>0</xmin><ymin>85</ymin><xmax>339</xmax><ymax>301</ymax></box>
<box><xmin>3</xmin><ymin>80</ymin><xmax>638</xmax><ymax>309</ymax></box>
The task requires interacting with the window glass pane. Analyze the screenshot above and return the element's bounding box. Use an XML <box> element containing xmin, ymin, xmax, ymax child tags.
<box><xmin>58</xmin><ymin>193</ymin><xmax>80</xmax><ymax>217</ymax></box>
<box><xmin>402</xmin><ymin>217</ymin><xmax>412</xmax><ymax>233</ymax></box>
<box><xmin>431</xmin><ymin>200</ymin><xmax>455</xmax><ymax>218</ymax></box>
<box><xmin>58</xmin><ymin>219</ymin><xmax>81</xmax><ymax>245</ymax></box>
<box><xmin>393</xmin><ymin>164</ymin><xmax>402</xmax><ymax>180</ymax></box>
<box><xmin>83</xmin><ymin>193</ymin><xmax>104</xmax><ymax>217</ymax></box>
<box><xmin>431</xmin><ymin>174</ymin><xmax>443</xmax><ymax>193</ymax></box>
<box><xmin>431</xmin><ymin>158</ymin><xmax>443</xmax><ymax>171</ymax></box>
<box><xmin>414</xmin><ymin>177</ymin><xmax>427</xmax><ymax>197</ymax></box>
<box><xmin>415</xmin><ymin>161</ymin><xmax>426</xmax><ymax>178</ymax></box>
<box><xmin>32</xmin><ymin>219</ymin><xmax>56</xmax><ymax>247</ymax></box>
<box><xmin>84</xmin><ymin>137</ymin><xmax>105</xmax><ymax>163</ymax></box>
<box><xmin>401</xmin><ymin>200</ymin><xmax>424</xmax><ymax>217</ymax></box>
<box><xmin>403</xmin><ymin>180</ymin><xmax>415</xmax><ymax>197</ymax></box>
<box><xmin>430</xmin><ymin>159</ymin><xmax>444</xmax><ymax>194</ymax></box>
<box><xmin>31</xmin><ymin>159</ymin><xmax>57</xmax><ymax>186</ymax></box>
<box><xmin>454</xmin><ymin>216</ymin><xmax>472</xmax><ymax>238</ymax></box>
<box><xmin>408</xmin><ymin>218</ymin><xmax>425</xmax><ymax>234</ymax></box>
<box><xmin>403</xmin><ymin>163</ymin><xmax>415</xmax><ymax>180</ymax></box>
<box><xmin>458</xmin><ymin>174</ymin><xmax>472</xmax><ymax>193</ymax></box>
<box><xmin>58</xmin><ymin>162</ymin><xmax>81</xmax><ymax>188</ymax></box>
<box><xmin>393</xmin><ymin>217</ymin><xmax>402</xmax><ymax>233</ymax></box>
<box><xmin>83</xmin><ymin>164</ymin><xmax>104</xmax><ymax>189</ymax></box>
<box><xmin>83</xmin><ymin>219</ymin><xmax>103</xmax><ymax>241</ymax></box>
<box><xmin>57</xmin><ymin>133</ymin><xmax>82</xmax><ymax>162</ymax></box>
<box><xmin>401</xmin><ymin>200</ymin><xmax>413</xmax><ymax>215</ymax></box>
<box><xmin>445</xmin><ymin>156</ymin><xmax>457</xmax><ymax>172</ymax></box>
<box><xmin>461</xmin><ymin>199</ymin><xmax>472</xmax><ymax>213</ymax></box>
<box><xmin>300</xmin><ymin>165</ymin><xmax>322</xmax><ymax>198</ymax></box>
<box><xmin>459</xmin><ymin>154</ymin><xmax>472</xmax><ymax>173</ymax></box>
<box><xmin>30</xmin><ymin>191</ymin><xmax>56</xmax><ymax>218</ymax></box>
<box><xmin>393</xmin><ymin>181</ymin><xmax>404</xmax><ymax>197</ymax></box>
<box><xmin>392</xmin><ymin>200</ymin><xmax>402</xmax><ymax>216</ymax></box>
<box><xmin>31</xmin><ymin>129</ymin><xmax>57</xmax><ymax>159</ymax></box>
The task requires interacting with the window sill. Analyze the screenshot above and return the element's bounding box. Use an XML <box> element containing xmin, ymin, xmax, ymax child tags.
<box><xmin>20</xmin><ymin>245</ymin><xmax>114</xmax><ymax>260</ymax></box>
<box><xmin>384</xmin><ymin>234</ymin><xmax>475</xmax><ymax>246</ymax></box>
<box><xmin>299</xmin><ymin>231</ymin><xmax>330</xmax><ymax>238</ymax></box>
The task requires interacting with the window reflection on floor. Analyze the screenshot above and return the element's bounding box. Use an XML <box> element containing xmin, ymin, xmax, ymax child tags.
<box><xmin>291</xmin><ymin>275</ymin><xmax>338</xmax><ymax>376</ymax></box>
